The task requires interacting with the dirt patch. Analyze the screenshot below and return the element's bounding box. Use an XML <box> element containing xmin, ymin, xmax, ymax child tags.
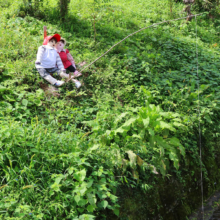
<box><xmin>39</xmin><ymin>82</ymin><xmax>60</xmax><ymax>97</ymax></box>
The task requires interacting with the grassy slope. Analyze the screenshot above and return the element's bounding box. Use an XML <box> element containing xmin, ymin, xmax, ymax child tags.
<box><xmin>1</xmin><ymin>0</ymin><xmax>220</xmax><ymax>219</ymax></box>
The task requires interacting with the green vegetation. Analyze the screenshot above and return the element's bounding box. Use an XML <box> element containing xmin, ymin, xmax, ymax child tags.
<box><xmin>1</xmin><ymin>0</ymin><xmax>220</xmax><ymax>219</ymax></box>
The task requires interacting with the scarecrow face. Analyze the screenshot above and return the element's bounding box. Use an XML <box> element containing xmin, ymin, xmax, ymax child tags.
<box><xmin>47</xmin><ymin>38</ymin><xmax>57</xmax><ymax>48</ymax></box>
<box><xmin>55</xmin><ymin>41</ymin><xmax>64</xmax><ymax>52</ymax></box>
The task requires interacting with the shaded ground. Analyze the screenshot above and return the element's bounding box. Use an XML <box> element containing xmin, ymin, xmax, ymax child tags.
<box><xmin>189</xmin><ymin>190</ymin><xmax>220</xmax><ymax>220</ymax></box>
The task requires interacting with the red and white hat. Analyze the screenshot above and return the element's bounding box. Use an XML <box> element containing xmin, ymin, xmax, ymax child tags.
<box><xmin>43</xmin><ymin>34</ymin><xmax>61</xmax><ymax>45</ymax></box>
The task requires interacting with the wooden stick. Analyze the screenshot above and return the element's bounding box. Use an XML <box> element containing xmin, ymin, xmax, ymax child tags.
<box><xmin>67</xmin><ymin>12</ymin><xmax>204</xmax><ymax>83</ymax></box>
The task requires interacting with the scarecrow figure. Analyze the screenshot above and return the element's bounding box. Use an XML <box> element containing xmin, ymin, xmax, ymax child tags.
<box><xmin>42</xmin><ymin>26</ymin><xmax>81</xmax><ymax>88</ymax></box>
<box><xmin>55</xmin><ymin>38</ymin><xmax>82</xmax><ymax>78</ymax></box>
<box><xmin>35</xmin><ymin>33</ymin><xmax>66</xmax><ymax>87</ymax></box>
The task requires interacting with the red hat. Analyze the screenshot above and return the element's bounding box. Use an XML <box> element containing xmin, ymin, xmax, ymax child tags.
<box><xmin>43</xmin><ymin>34</ymin><xmax>61</xmax><ymax>45</ymax></box>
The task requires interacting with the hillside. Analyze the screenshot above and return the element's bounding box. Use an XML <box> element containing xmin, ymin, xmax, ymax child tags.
<box><xmin>1</xmin><ymin>0</ymin><xmax>220</xmax><ymax>219</ymax></box>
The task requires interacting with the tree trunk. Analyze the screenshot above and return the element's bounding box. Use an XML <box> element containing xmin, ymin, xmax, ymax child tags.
<box><xmin>59</xmin><ymin>0</ymin><xmax>70</xmax><ymax>21</ymax></box>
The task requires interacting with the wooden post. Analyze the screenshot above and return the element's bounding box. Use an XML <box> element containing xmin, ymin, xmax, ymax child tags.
<box><xmin>44</xmin><ymin>26</ymin><xmax>47</xmax><ymax>39</ymax></box>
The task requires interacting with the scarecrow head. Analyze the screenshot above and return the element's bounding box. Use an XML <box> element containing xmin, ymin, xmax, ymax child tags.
<box><xmin>43</xmin><ymin>34</ymin><xmax>61</xmax><ymax>48</ymax></box>
<box><xmin>55</xmin><ymin>38</ymin><xmax>66</xmax><ymax>52</ymax></box>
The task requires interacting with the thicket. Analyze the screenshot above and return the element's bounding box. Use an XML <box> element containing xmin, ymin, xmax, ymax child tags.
<box><xmin>1</xmin><ymin>0</ymin><xmax>220</xmax><ymax>219</ymax></box>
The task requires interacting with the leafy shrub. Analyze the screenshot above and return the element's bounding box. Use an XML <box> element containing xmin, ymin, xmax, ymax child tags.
<box><xmin>84</xmin><ymin>98</ymin><xmax>186</xmax><ymax>179</ymax></box>
<box><xmin>0</xmin><ymin>120</ymin><xmax>119</xmax><ymax>219</ymax></box>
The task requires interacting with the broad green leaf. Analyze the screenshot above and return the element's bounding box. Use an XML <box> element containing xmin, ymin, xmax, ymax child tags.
<box><xmin>115</xmin><ymin>112</ymin><xmax>128</xmax><ymax>122</ymax></box>
<box><xmin>87</xmin><ymin>205</ymin><xmax>96</xmax><ymax>213</ymax></box>
<box><xmin>113</xmin><ymin>208</ymin><xmax>120</xmax><ymax>216</ymax></box>
<box><xmin>178</xmin><ymin>144</ymin><xmax>185</xmax><ymax>157</ymax></box>
<box><xmin>173</xmin><ymin>118</ymin><xmax>182</xmax><ymax>122</ymax></box>
<box><xmin>22</xmin><ymin>99</ymin><xmax>28</xmax><ymax>106</ymax></box>
<box><xmin>138</xmin><ymin>128</ymin><xmax>145</xmax><ymax>139</ymax></box>
<box><xmin>148</xmin><ymin>128</ymin><xmax>154</xmax><ymax>136</ymax></box>
<box><xmin>68</xmin><ymin>167</ymin><xmax>74</xmax><ymax>175</ymax></box>
<box><xmin>172</xmin><ymin>113</ymin><xmax>180</xmax><ymax>117</ymax></box>
<box><xmin>173</xmin><ymin>122</ymin><xmax>184</xmax><ymax>127</ymax></box>
<box><xmin>169</xmin><ymin>137</ymin><xmax>185</xmax><ymax>156</ymax></box>
<box><xmin>36</xmin><ymin>89</ymin><xmax>44</xmax><ymax>98</ymax></box>
<box><xmin>97</xmin><ymin>167</ymin><xmax>103</xmax><ymax>177</ymax></box>
<box><xmin>33</xmin><ymin>99</ymin><xmax>42</xmax><ymax>106</ymax></box>
<box><xmin>77</xmin><ymin>208</ymin><xmax>84</xmax><ymax>213</ymax></box>
<box><xmin>74</xmin><ymin>194</ymin><xmax>81</xmax><ymax>204</ymax></box>
<box><xmin>55</xmin><ymin>175</ymin><xmax>64</xmax><ymax>184</ymax></box>
<box><xmin>0</xmin><ymin>85</ymin><xmax>7</xmax><ymax>92</ymax></box>
<box><xmin>97</xmin><ymin>191</ymin><xmax>107</xmax><ymax>199</ymax></box>
<box><xmin>155</xmin><ymin>135</ymin><xmax>170</xmax><ymax>150</ymax></box>
<box><xmin>109</xmin><ymin>194</ymin><xmax>118</xmax><ymax>203</ymax></box>
<box><xmin>169</xmin><ymin>137</ymin><xmax>181</xmax><ymax>146</ymax></box>
<box><xmin>169</xmin><ymin>151</ymin><xmax>179</xmax><ymax>170</ymax></box>
<box><xmin>132</xmin><ymin>134</ymin><xmax>142</xmax><ymax>139</ymax></box>
<box><xmin>87</xmin><ymin>193</ymin><xmax>97</xmax><ymax>205</ymax></box>
<box><xmin>79</xmin><ymin>182</ymin><xmax>87</xmax><ymax>195</ymax></box>
<box><xmin>78</xmin><ymin>198</ymin><xmax>88</xmax><ymax>206</ymax></box>
<box><xmin>31</xmin><ymin>149</ymin><xmax>39</xmax><ymax>153</ymax></box>
<box><xmin>74</xmin><ymin>169</ymin><xmax>87</xmax><ymax>182</ymax></box>
<box><xmin>142</xmin><ymin>117</ymin><xmax>150</xmax><ymax>128</ymax></box>
<box><xmin>122</xmin><ymin>117</ymin><xmax>137</xmax><ymax>129</ymax></box>
<box><xmin>87</xmin><ymin>180</ymin><xmax>94</xmax><ymax>188</ymax></box>
<box><xmin>5</xmin><ymin>131</ymin><xmax>10</xmax><ymax>138</ymax></box>
<box><xmin>79</xmin><ymin>214</ymin><xmax>96</xmax><ymax>220</ymax></box>
<box><xmin>89</xmin><ymin>144</ymin><xmax>99</xmax><ymax>152</ymax></box>
<box><xmin>100</xmin><ymin>178</ymin><xmax>106</xmax><ymax>183</ymax></box>
<box><xmin>51</xmin><ymin>182</ymin><xmax>61</xmax><ymax>192</ymax></box>
<box><xmin>115</xmin><ymin>127</ymin><xmax>125</xmax><ymax>134</ymax></box>
<box><xmin>160</xmin><ymin>112</ymin><xmax>171</xmax><ymax>117</ymax></box>
<box><xmin>157</xmin><ymin>121</ymin><xmax>176</xmax><ymax>132</ymax></box>
<box><xmin>101</xmin><ymin>200</ymin><xmax>108</xmax><ymax>209</ymax></box>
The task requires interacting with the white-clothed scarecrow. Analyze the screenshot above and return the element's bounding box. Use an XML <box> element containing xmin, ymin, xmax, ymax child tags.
<box><xmin>35</xmin><ymin>33</ymin><xmax>81</xmax><ymax>87</ymax></box>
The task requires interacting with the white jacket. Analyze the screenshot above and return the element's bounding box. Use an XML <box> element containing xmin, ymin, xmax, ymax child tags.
<box><xmin>35</xmin><ymin>45</ymin><xmax>64</xmax><ymax>70</ymax></box>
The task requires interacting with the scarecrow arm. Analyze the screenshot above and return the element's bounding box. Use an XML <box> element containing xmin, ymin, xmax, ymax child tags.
<box><xmin>67</xmin><ymin>51</ymin><xmax>76</xmax><ymax>68</ymax></box>
<box><xmin>36</xmin><ymin>46</ymin><xmax>45</xmax><ymax>64</ymax></box>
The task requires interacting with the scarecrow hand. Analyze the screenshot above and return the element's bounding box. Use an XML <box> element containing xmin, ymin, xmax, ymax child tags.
<box><xmin>35</xmin><ymin>61</ymin><xmax>41</xmax><ymax>65</ymax></box>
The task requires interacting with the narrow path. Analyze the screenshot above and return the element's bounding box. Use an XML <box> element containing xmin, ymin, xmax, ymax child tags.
<box><xmin>210</xmin><ymin>208</ymin><xmax>220</xmax><ymax>220</ymax></box>
<box><xmin>189</xmin><ymin>191</ymin><xmax>220</xmax><ymax>220</ymax></box>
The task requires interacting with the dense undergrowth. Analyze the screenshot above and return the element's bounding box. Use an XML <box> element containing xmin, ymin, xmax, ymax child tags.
<box><xmin>1</xmin><ymin>0</ymin><xmax>220</xmax><ymax>219</ymax></box>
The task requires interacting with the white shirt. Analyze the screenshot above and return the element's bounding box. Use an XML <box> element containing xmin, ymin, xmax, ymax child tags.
<box><xmin>35</xmin><ymin>45</ymin><xmax>64</xmax><ymax>70</ymax></box>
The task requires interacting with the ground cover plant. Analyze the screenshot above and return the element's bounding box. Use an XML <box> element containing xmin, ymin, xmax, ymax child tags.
<box><xmin>1</xmin><ymin>0</ymin><xmax>220</xmax><ymax>219</ymax></box>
